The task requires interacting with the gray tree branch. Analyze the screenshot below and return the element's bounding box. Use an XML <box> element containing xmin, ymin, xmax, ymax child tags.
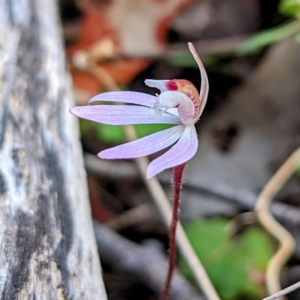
<box><xmin>0</xmin><ymin>0</ymin><xmax>107</xmax><ymax>298</ymax></box>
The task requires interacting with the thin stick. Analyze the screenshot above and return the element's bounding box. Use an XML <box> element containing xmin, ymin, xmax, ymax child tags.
<box><xmin>255</xmin><ymin>148</ymin><xmax>300</xmax><ymax>298</ymax></box>
<box><xmin>263</xmin><ymin>280</ymin><xmax>300</xmax><ymax>300</ymax></box>
<box><xmin>84</xmin><ymin>154</ymin><xmax>300</xmax><ymax>228</ymax></box>
<box><xmin>160</xmin><ymin>163</ymin><xmax>186</xmax><ymax>300</ymax></box>
<box><xmin>105</xmin><ymin>203</ymin><xmax>154</xmax><ymax>231</ymax></box>
<box><xmin>74</xmin><ymin>56</ymin><xmax>220</xmax><ymax>300</ymax></box>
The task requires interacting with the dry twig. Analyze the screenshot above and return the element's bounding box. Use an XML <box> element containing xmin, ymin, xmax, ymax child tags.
<box><xmin>255</xmin><ymin>148</ymin><xmax>300</xmax><ymax>298</ymax></box>
<box><xmin>105</xmin><ymin>203</ymin><xmax>155</xmax><ymax>231</ymax></box>
<box><xmin>263</xmin><ymin>280</ymin><xmax>300</xmax><ymax>300</ymax></box>
<box><xmin>84</xmin><ymin>154</ymin><xmax>300</xmax><ymax>228</ymax></box>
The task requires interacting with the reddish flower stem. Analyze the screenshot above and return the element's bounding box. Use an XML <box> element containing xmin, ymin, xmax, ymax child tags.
<box><xmin>160</xmin><ymin>163</ymin><xmax>186</xmax><ymax>300</ymax></box>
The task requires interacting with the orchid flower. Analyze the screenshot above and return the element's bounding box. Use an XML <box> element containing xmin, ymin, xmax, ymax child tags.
<box><xmin>71</xmin><ymin>43</ymin><xmax>213</xmax><ymax>300</ymax></box>
<box><xmin>70</xmin><ymin>43</ymin><xmax>208</xmax><ymax>178</ymax></box>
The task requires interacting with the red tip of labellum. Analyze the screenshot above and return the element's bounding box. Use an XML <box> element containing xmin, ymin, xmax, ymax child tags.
<box><xmin>166</xmin><ymin>80</ymin><xmax>178</xmax><ymax>91</ymax></box>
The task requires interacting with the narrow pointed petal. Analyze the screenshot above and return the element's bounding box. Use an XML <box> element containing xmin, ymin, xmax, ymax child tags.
<box><xmin>99</xmin><ymin>125</ymin><xmax>185</xmax><ymax>159</ymax></box>
<box><xmin>188</xmin><ymin>42</ymin><xmax>209</xmax><ymax>116</ymax></box>
<box><xmin>145</xmin><ymin>79</ymin><xmax>170</xmax><ymax>92</ymax></box>
<box><xmin>70</xmin><ymin>105</ymin><xmax>180</xmax><ymax>125</ymax></box>
<box><xmin>146</xmin><ymin>125</ymin><xmax>198</xmax><ymax>178</ymax></box>
<box><xmin>89</xmin><ymin>91</ymin><xmax>155</xmax><ymax>107</ymax></box>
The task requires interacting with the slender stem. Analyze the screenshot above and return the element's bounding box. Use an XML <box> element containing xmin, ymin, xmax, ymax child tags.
<box><xmin>136</xmin><ymin>156</ymin><xmax>220</xmax><ymax>300</ymax></box>
<box><xmin>160</xmin><ymin>163</ymin><xmax>186</xmax><ymax>300</ymax></box>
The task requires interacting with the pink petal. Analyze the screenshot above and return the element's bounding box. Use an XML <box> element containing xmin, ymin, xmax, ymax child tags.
<box><xmin>146</xmin><ymin>125</ymin><xmax>198</xmax><ymax>178</ymax></box>
<box><xmin>70</xmin><ymin>105</ymin><xmax>180</xmax><ymax>125</ymax></box>
<box><xmin>99</xmin><ymin>125</ymin><xmax>185</xmax><ymax>159</ymax></box>
<box><xmin>188</xmin><ymin>42</ymin><xmax>209</xmax><ymax>116</ymax></box>
<box><xmin>145</xmin><ymin>79</ymin><xmax>170</xmax><ymax>92</ymax></box>
<box><xmin>89</xmin><ymin>91</ymin><xmax>155</xmax><ymax>107</ymax></box>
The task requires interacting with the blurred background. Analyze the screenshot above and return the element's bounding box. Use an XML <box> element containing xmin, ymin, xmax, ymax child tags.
<box><xmin>60</xmin><ymin>0</ymin><xmax>300</xmax><ymax>299</ymax></box>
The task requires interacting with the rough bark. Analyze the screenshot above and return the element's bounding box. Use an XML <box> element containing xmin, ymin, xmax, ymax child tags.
<box><xmin>0</xmin><ymin>0</ymin><xmax>107</xmax><ymax>299</ymax></box>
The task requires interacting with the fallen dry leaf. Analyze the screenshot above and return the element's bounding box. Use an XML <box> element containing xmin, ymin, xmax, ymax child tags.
<box><xmin>67</xmin><ymin>0</ymin><xmax>193</xmax><ymax>99</ymax></box>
